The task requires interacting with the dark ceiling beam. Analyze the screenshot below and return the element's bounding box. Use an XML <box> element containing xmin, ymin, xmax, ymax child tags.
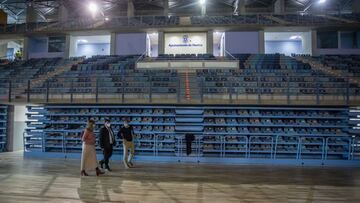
<box><xmin>16</xmin><ymin>8</ymin><xmax>24</xmax><ymax>15</ymax></box>
<box><xmin>302</xmin><ymin>0</ymin><xmax>315</xmax><ymax>12</ymax></box>
<box><xmin>253</xmin><ymin>0</ymin><xmax>271</xmax><ymax>7</ymax></box>
<box><xmin>34</xmin><ymin>7</ymin><xmax>47</xmax><ymax>21</ymax></box>
<box><xmin>291</xmin><ymin>0</ymin><xmax>306</xmax><ymax>7</ymax></box>
<box><xmin>219</xmin><ymin>0</ymin><xmax>235</xmax><ymax>7</ymax></box>
<box><xmin>340</xmin><ymin>0</ymin><xmax>351</xmax><ymax>12</ymax></box>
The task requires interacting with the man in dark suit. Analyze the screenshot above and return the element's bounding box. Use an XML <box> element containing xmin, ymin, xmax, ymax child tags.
<box><xmin>99</xmin><ymin>118</ymin><xmax>115</xmax><ymax>171</ymax></box>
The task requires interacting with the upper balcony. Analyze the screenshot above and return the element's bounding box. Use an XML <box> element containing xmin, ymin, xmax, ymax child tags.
<box><xmin>0</xmin><ymin>13</ymin><xmax>359</xmax><ymax>35</ymax></box>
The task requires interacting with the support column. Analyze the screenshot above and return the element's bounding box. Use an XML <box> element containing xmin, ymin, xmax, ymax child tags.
<box><xmin>11</xmin><ymin>105</ymin><xmax>26</xmax><ymax>152</ymax></box>
<box><xmin>127</xmin><ymin>0</ymin><xmax>135</xmax><ymax>17</ymax></box>
<box><xmin>274</xmin><ymin>0</ymin><xmax>285</xmax><ymax>14</ymax></box>
<box><xmin>158</xmin><ymin>31</ymin><xmax>164</xmax><ymax>55</ymax></box>
<box><xmin>258</xmin><ymin>30</ymin><xmax>265</xmax><ymax>54</ymax></box>
<box><xmin>201</xmin><ymin>1</ymin><xmax>206</xmax><ymax>16</ymax></box>
<box><xmin>64</xmin><ymin>35</ymin><xmax>70</xmax><ymax>59</ymax></box>
<box><xmin>110</xmin><ymin>32</ymin><xmax>116</xmax><ymax>55</ymax></box>
<box><xmin>23</xmin><ymin>37</ymin><xmax>29</xmax><ymax>60</ymax></box>
<box><xmin>0</xmin><ymin>43</ymin><xmax>7</xmax><ymax>59</ymax></box>
<box><xmin>164</xmin><ymin>0</ymin><xmax>169</xmax><ymax>16</ymax></box>
<box><xmin>353</xmin><ymin>0</ymin><xmax>360</xmax><ymax>13</ymax></box>
<box><xmin>234</xmin><ymin>0</ymin><xmax>246</xmax><ymax>15</ymax></box>
<box><xmin>207</xmin><ymin>31</ymin><xmax>213</xmax><ymax>55</ymax></box>
<box><xmin>26</xmin><ymin>4</ymin><xmax>37</xmax><ymax>23</ymax></box>
<box><xmin>58</xmin><ymin>4</ymin><xmax>68</xmax><ymax>23</ymax></box>
<box><xmin>311</xmin><ymin>30</ymin><xmax>318</xmax><ymax>56</ymax></box>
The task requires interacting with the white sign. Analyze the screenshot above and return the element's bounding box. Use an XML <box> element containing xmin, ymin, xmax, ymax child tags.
<box><xmin>164</xmin><ymin>33</ymin><xmax>207</xmax><ymax>55</ymax></box>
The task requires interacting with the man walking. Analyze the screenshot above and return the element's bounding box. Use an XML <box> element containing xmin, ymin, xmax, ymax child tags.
<box><xmin>118</xmin><ymin>120</ymin><xmax>135</xmax><ymax>168</ymax></box>
<box><xmin>99</xmin><ymin>118</ymin><xmax>115</xmax><ymax>171</ymax></box>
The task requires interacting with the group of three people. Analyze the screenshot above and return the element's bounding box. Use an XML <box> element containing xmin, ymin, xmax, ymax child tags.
<box><xmin>80</xmin><ymin>118</ymin><xmax>135</xmax><ymax>176</ymax></box>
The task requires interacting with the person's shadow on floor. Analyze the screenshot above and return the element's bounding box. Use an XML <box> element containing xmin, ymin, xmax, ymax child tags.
<box><xmin>78</xmin><ymin>177</ymin><xmax>100</xmax><ymax>203</ymax></box>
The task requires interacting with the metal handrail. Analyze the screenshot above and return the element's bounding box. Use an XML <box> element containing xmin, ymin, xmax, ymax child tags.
<box><xmin>224</xmin><ymin>50</ymin><xmax>236</xmax><ymax>60</ymax></box>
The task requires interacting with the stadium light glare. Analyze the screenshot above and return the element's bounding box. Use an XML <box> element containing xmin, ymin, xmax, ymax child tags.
<box><xmin>289</xmin><ymin>35</ymin><xmax>302</xmax><ymax>40</ymax></box>
<box><xmin>88</xmin><ymin>2</ymin><xmax>98</xmax><ymax>13</ymax></box>
<box><xmin>319</xmin><ymin>0</ymin><xmax>326</xmax><ymax>4</ymax></box>
<box><xmin>77</xmin><ymin>39</ymin><xmax>88</xmax><ymax>43</ymax></box>
<box><xmin>200</xmin><ymin>0</ymin><xmax>206</xmax><ymax>5</ymax></box>
<box><xmin>105</xmin><ymin>17</ymin><xmax>109</xmax><ymax>21</ymax></box>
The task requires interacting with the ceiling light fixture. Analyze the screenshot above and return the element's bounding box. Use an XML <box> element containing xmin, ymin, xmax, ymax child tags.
<box><xmin>88</xmin><ymin>2</ymin><xmax>98</xmax><ymax>13</ymax></box>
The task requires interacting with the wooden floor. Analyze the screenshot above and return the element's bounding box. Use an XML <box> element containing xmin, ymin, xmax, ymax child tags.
<box><xmin>0</xmin><ymin>152</ymin><xmax>360</xmax><ymax>203</ymax></box>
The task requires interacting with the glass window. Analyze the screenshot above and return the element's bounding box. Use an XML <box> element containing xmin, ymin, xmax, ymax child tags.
<box><xmin>317</xmin><ymin>31</ymin><xmax>338</xmax><ymax>49</ymax></box>
<box><xmin>340</xmin><ymin>31</ymin><xmax>358</xmax><ymax>49</ymax></box>
<box><xmin>48</xmin><ymin>36</ymin><xmax>66</xmax><ymax>52</ymax></box>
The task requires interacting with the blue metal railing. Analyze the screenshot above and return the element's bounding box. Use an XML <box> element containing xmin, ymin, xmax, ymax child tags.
<box><xmin>23</xmin><ymin>132</ymin><xmax>359</xmax><ymax>161</ymax></box>
<box><xmin>1</xmin><ymin>73</ymin><xmax>359</xmax><ymax>105</ymax></box>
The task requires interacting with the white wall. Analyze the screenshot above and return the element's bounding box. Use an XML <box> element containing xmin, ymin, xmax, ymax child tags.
<box><xmin>164</xmin><ymin>33</ymin><xmax>207</xmax><ymax>55</ymax></box>
<box><xmin>77</xmin><ymin>44</ymin><xmax>110</xmax><ymax>58</ymax></box>
<box><xmin>146</xmin><ymin>34</ymin><xmax>151</xmax><ymax>57</ymax></box>
<box><xmin>150</xmin><ymin>44</ymin><xmax>158</xmax><ymax>57</ymax></box>
<box><xmin>12</xmin><ymin>105</ymin><xmax>26</xmax><ymax>151</ymax></box>
<box><xmin>220</xmin><ymin>33</ymin><xmax>225</xmax><ymax>56</ymax></box>
<box><xmin>147</xmin><ymin>33</ymin><xmax>159</xmax><ymax>57</ymax></box>
<box><xmin>70</xmin><ymin>35</ymin><xmax>110</xmax><ymax>58</ymax></box>
<box><xmin>265</xmin><ymin>32</ymin><xmax>312</xmax><ymax>55</ymax></box>
<box><xmin>265</xmin><ymin>41</ymin><xmax>302</xmax><ymax>55</ymax></box>
<box><xmin>302</xmin><ymin>32</ymin><xmax>312</xmax><ymax>55</ymax></box>
<box><xmin>213</xmin><ymin>32</ymin><xmax>225</xmax><ymax>57</ymax></box>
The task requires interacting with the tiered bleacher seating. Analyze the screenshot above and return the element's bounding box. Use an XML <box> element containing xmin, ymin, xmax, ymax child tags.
<box><xmin>0</xmin><ymin>57</ymin><xmax>78</xmax><ymax>98</ymax></box>
<box><xmin>191</xmin><ymin>15</ymin><xmax>276</xmax><ymax>25</ymax></box>
<box><xmin>197</xmin><ymin>54</ymin><xmax>360</xmax><ymax>100</ymax></box>
<box><xmin>62</xmin><ymin>16</ymin><xmax>180</xmax><ymax>30</ymax></box>
<box><xmin>305</xmin><ymin>55</ymin><xmax>360</xmax><ymax>77</ymax></box>
<box><xmin>1</xmin><ymin>54</ymin><xmax>359</xmax><ymax>104</ymax></box>
<box><xmin>140</xmin><ymin>16</ymin><xmax>179</xmax><ymax>26</ymax></box>
<box><xmin>190</xmin><ymin>13</ymin><xmax>358</xmax><ymax>26</ymax></box>
<box><xmin>273</xmin><ymin>14</ymin><xmax>343</xmax><ymax>24</ymax></box>
<box><xmin>30</xmin><ymin>55</ymin><xmax>178</xmax><ymax>96</ymax></box>
<box><xmin>25</xmin><ymin>105</ymin><xmax>353</xmax><ymax>162</ymax></box>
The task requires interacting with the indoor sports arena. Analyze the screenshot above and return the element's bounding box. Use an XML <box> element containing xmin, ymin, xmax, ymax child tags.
<box><xmin>0</xmin><ymin>0</ymin><xmax>360</xmax><ymax>202</ymax></box>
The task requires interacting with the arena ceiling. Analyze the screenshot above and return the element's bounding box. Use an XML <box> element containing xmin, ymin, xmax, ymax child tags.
<box><xmin>0</xmin><ymin>0</ymin><xmax>354</xmax><ymax>23</ymax></box>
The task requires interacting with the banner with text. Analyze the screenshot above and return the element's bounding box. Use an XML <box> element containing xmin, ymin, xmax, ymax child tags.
<box><xmin>164</xmin><ymin>33</ymin><xmax>207</xmax><ymax>55</ymax></box>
